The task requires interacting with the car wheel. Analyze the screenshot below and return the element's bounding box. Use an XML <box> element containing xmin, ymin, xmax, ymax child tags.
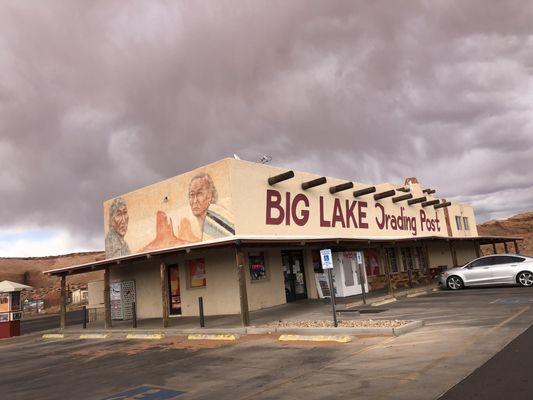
<box><xmin>517</xmin><ymin>271</ymin><xmax>533</xmax><ymax>287</ymax></box>
<box><xmin>446</xmin><ymin>276</ymin><xmax>464</xmax><ymax>290</ymax></box>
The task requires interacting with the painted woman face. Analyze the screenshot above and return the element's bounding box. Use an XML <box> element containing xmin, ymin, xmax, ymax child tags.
<box><xmin>111</xmin><ymin>204</ymin><xmax>129</xmax><ymax>237</ymax></box>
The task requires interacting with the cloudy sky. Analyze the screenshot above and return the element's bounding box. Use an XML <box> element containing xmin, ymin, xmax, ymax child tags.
<box><xmin>0</xmin><ymin>1</ymin><xmax>532</xmax><ymax>256</ymax></box>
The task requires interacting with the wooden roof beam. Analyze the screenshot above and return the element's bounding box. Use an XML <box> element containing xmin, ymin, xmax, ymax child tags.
<box><xmin>353</xmin><ymin>186</ymin><xmax>376</xmax><ymax>197</ymax></box>
<box><xmin>392</xmin><ymin>193</ymin><xmax>413</xmax><ymax>203</ymax></box>
<box><xmin>423</xmin><ymin>188</ymin><xmax>436</xmax><ymax>195</ymax></box>
<box><xmin>434</xmin><ymin>201</ymin><xmax>452</xmax><ymax>209</ymax></box>
<box><xmin>374</xmin><ymin>189</ymin><xmax>396</xmax><ymax>201</ymax></box>
<box><xmin>268</xmin><ymin>170</ymin><xmax>295</xmax><ymax>185</ymax></box>
<box><xmin>422</xmin><ymin>199</ymin><xmax>440</xmax><ymax>207</ymax></box>
<box><xmin>408</xmin><ymin>196</ymin><xmax>427</xmax><ymax>206</ymax></box>
<box><xmin>302</xmin><ymin>176</ymin><xmax>327</xmax><ymax>190</ymax></box>
<box><xmin>329</xmin><ymin>181</ymin><xmax>354</xmax><ymax>194</ymax></box>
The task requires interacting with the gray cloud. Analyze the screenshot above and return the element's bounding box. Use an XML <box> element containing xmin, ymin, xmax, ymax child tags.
<box><xmin>0</xmin><ymin>0</ymin><xmax>532</xmax><ymax>252</ymax></box>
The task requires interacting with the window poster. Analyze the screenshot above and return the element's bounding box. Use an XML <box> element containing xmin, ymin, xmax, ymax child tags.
<box><xmin>0</xmin><ymin>313</ymin><xmax>9</xmax><ymax>322</ymax></box>
<box><xmin>0</xmin><ymin>293</ymin><xmax>9</xmax><ymax>313</ymax></box>
<box><xmin>249</xmin><ymin>252</ymin><xmax>267</xmax><ymax>281</ymax></box>
<box><xmin>168</xmin><ymin>265</ymin><xmax>181</xmax><ymax>314</ymax></box>
<box><xmin>188</xmin><ymin>258</ymin><xmax>206</xmax><ymax>288</ymax></box>
<box><xmin>364</xmin><ymin>249</ymin><xmax>381</xmax><ymax>276</ymax></box>
<box><xmin>10</xmin><ymin>292</ymin><xmax>21</xmax><ymax>311</ymax></box>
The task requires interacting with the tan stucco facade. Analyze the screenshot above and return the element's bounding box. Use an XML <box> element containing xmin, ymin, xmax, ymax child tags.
<box><xmin>90</xmin><ymin>158</ymin><xmax>486</xmax><ymax>320</ymax></box>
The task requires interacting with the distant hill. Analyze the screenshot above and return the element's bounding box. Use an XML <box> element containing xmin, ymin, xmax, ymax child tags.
<box><xmin>477</xmin><ymin>212</ymin><xmax>533</xmax><ymax>256</ymax></box>
<box><xmin>0</xmin><ymin>251</ymin><xmax>105</xmax><ymax>288</ymax></box>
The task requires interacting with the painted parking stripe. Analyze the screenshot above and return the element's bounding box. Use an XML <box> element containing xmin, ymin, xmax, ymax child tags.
<box><xmin>102</xmin><ymin>385</ymin><xmax>184</xmax><ymax>400</ymax></box>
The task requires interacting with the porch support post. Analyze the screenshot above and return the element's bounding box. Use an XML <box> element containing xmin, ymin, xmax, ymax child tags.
<box><xmin>514</xmin><ymin>240</ymin><xmax>519</xmax><ymax>254</ymax></box>
<box><xmin>382</xmin><ymin>247</ymin><xmax>394</xmax><ymax>297</ymax></box>
<box><xmin>474</xmin><ymin>241</ymin><xmax>481</xmax><ymax>258</ymax></box>
<box><xmin>449</xmin><ymin>241</ymin><xmax>458</xmax><ymax>268</ymax></box>
<box><xmin>503</xmin><ymin>242</ymin><xmax>509</xmax><ymax>254</ymax></box>
<box><xmin>160</xmin><ymin>261</ymin><xmax>170</xmax><ymax>328</ymax></box>
<box><xmin>492</xmin><ymin>243</ymin><xmax>497</xmax><ymax>254</ymax></box>
<box><xmin>235</xmin><ymin>246</ymin><xmax>250</xmax><ymax>327</ymax></box>
<box><xmin>104</xmin><ymin>266</ymin><xmax>112</xmax><ymax>329</ymax></box>
<box><xmin>60</xmin><ymin>275</ymin><xmax>67</xmax><ymax>330</ymax></box>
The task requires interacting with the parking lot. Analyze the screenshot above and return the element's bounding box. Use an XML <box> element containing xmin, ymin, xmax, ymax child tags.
<box><xmin>2</xmin><ymin>286</ymin><xmax>533</xmax><ymax>400</ymax></box>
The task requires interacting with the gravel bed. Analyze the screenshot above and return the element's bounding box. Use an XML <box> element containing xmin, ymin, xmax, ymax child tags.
<box><xmin>267</xmin><ymin>320</ymin><xmax>413</xmax><ymax>328</ymax></box>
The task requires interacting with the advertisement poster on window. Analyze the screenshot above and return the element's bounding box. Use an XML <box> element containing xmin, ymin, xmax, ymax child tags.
<box><xmin>364</xmin><ymin>249</ymin><xmax>381</xmax><ymax>276</ymax></box>
<box><xmin>0</xmin><ymin>293</ymin><xmax>9</xmax><ymax>313</ymax></box>
<box><xmin>249</xmin><ymin>252</ymin><xmax>267</xmax><ymax>281</ymax></box>
<box><xmin>10</xmin><ymin>292</ymin><xmax>21</xmax><ymax>311</ymax></box>
<box><xmin>168</xmin><ymin>265</ymin><xmax>181</xmax><ymax>314</ymax></box>
<box><xmin>188</xmin><ymin>258</ymin><xmax>206</xmax><ymax>288</ymax></box>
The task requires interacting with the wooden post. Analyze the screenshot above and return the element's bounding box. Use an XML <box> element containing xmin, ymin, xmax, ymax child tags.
<box><xmin>474</xmin><ymin>241</ymin><xmax>481</xmax><ymax>258</ymax></box>
<box><xmin>104</xmin><ymin>267</ymin><xmax>112</xmax><ymax>329</ymax></box>
<box><xmin>235</xmin><ymin>246</ymin><xmax>250</xmax><ymax>327</ymax></box>
<box><xmin>60</xmin><ymin>275</ymin><xmax>66</xmax><ymax>330</ymax></box>
<box><xmin>381</xmin><ymin>247</ymin><xmax>394</xmax><ymax>297</ymax></box>
<box><xmin>492</xmin><ymin>243</ymin><xmax>497</xmax><ymax>254</ymax></box>
<box><xmin>160</xmin><ymin>261</ymin><xmax>170</xmax><ymax>328</ymax></box>
<box><xmin>449</xmin><ymin>241</ymin><xmax>458</xmax><ymax>267</ymax></box>
<box><xmin>503</xmin><ymin>242</ymin><xmax>509</xmax><ymax>254</ymax></box>
<box><xmin>514</xmin><ymin>240</ymin><xmax>519</xmax><ymax>254</ymax></box>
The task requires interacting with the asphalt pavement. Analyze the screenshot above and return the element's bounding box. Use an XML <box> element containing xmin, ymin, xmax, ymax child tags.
<box><xmin>2</xmin><ymin>286</ymin><xmax>533</xmax><ymax>399</ymax></box>
<box><xmin>21</xmin><ymin>309</ymin><xmax>84</xmax><ymax>334</ymax></box>
<box><xmin>440</xmin><ymin>322</ymin><xmax>533</xmax><ymax>399</ymax></box>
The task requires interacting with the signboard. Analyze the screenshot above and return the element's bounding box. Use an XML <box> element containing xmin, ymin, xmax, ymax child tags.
<box><xmin>320</xmin><ymin>249</ymin><xmax>334</xmax><ymax>269</ymax></box>
<box><xmin>355</xmin><ymin>251</ymin><xmax>363</xmax><ymax>264</ymax></box>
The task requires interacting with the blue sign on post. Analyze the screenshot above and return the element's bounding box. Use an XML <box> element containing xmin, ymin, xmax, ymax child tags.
<box><xmin>103</xmin><ymin>385</ymin><xmax>185</xmax><ymax>400</ymax></box>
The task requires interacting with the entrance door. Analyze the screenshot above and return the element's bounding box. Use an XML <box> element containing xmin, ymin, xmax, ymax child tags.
<box><xmin>282</xmin><ymin>250</ymin><xmax>307</xmax><ymax>302</ymax></box>
<box><xmin>168</xmin><ymin>264</ymin><xmax>181</xmax><ymax>315</ymax></box>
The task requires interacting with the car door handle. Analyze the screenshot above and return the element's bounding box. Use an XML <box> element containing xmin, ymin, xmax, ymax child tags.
<box><xmin>511</xmin><ymin>264</ymin><xmax>517</xmax><ymax>267</ymax></box>
<box><xmin>483</xmin><ymin>267</ymin><xmax>490</xmax><ymax>269</ymax></box>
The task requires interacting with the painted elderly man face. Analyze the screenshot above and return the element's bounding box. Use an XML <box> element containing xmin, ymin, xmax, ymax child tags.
<box><xmin>111</xmin><ymin>203</ymin><xmax>129</xmax><ymax>237</ymax></box>
<box><xmin>189</xmin><ymin>177</ymin><xmax>213</xmax><ymax>218</ymax></box>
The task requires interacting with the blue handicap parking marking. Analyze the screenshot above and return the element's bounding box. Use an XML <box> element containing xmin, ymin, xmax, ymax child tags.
<box><xmin>493</xmin><ymin>298</ymin><xmax>533</xmax><ymax>305</ymax></box>
<box><xmin>103</xmin><ymin>385</ymin><xmax>185</xmax><ymax>400</ymax></box>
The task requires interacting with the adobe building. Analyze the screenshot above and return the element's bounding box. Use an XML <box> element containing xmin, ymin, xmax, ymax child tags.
<box><xmin>44</xmin><ymin>158</ymin><xmax>520</xmax><ymax>327</ymax></box>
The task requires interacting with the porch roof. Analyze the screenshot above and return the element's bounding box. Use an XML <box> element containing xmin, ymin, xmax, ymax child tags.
<box><xmin>43</xmin><ymin>234</ymin><xmax>522</xmax><ymax>277</ymax></box>
<box><xmin>43</xmin><ymin>235</ymin><xmax>523</xmax><ymax>276</ymax></box>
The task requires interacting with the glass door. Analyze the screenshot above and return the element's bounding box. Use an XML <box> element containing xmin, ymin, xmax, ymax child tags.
<box><xmin>282</xmin><ymin>250</ymin><xmax>307</xmax><ymax>302</ymax></box>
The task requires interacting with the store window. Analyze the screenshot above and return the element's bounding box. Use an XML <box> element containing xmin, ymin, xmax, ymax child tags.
<box><xmin>249</xmin><ymin>252</ymin><xmax>267</xmax><ymax>281</ymax></box>
<box><xmin>401</xmin><ymin>248</ymin><xmax>414</xmax><ymax>271</ymax></box>
<box><xmin>187</xmin><ymin>258</ymin><xmax>206</xmax><ymax>288</ymax></box>
<box><xmin>363</xmin><ymin>249</ymin><xmax>381</xmax><ymax>276</ymax></box>
<box><xmin>463</xmin><ymin>217</ymin><xmax>470</xmax><ymax>230</ymax></box>
<box><xmin>386</xmin><ymin>248</ymin><xmax>399</xmax><ymax>273</ymax></box>
<box><xmin>455</xmin><ymin>216</ymin><xmax>462</xmax><ymax>230</ymax></box>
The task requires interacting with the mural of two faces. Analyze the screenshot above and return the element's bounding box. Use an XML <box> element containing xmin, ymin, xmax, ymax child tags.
<box><xmin>104</xmin><ymin>162</ymin><xmax>234</xmax><ymax>259</ymax></box>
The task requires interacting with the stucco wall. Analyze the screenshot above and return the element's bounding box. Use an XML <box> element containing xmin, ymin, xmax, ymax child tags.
<box><xmin>243</xmin><ymin>248</ymin><xmax>286</xmax><ymax>311</ymax></box>
<box><xmin>110</xmin><ymin>260</ymin><xmax>162</xmax><ymax>319</ymax></box>
<box><xmin>427</xmin><ymin>241</ymin><xmax>454</xmax><ymax>269</ymax></box>
<box><xmin>455</xmin><ymin>241</ymin><xmax>478</xmax><ymax>266</ymax></box>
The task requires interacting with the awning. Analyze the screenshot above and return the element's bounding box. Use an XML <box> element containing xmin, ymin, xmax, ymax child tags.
<box><xmin>0</xmin><ymin>280</ymin><xmax>33</xmax><ymax>293</ymax></box>
<box><xmin>43</xmin><ymin>234</ymin><xmax>522</xmax><ymax>277</ymax></box>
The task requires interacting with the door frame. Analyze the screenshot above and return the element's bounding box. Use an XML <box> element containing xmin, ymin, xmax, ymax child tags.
<box><xmin>282</xmin><ymin>250</ymin><xmax>308</xmax><ymax>302</ymax></box>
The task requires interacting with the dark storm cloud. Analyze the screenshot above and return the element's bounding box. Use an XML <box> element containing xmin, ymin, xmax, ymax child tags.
<box><xmin>0</xmin><ymin>0</ymin><xmax>532</xmax><ymax>251</ymax></box>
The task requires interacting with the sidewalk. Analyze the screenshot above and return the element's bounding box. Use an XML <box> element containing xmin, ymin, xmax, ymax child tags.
<box><xmin>56</xmin><ymin>283</ymin><xmax>437</xmax><ymax>335</ymax></box>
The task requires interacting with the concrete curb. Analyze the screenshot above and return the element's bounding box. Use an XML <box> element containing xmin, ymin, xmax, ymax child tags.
<box><xmin>371</xmin><ymin>298</ymin><xmax>397</xmax><ymax>307</ymax></box>
<box><xmin>125</xmin><ymin>333</ymin><xmax>165</xmax><ymax>340</ymax></box>
<box><xmin>42</xmin><ymin>334</ymin><xmax>65</xmax><ymax>339</ymax></box>
<box><xmin>79</xmin><ymin>333</ymin><xmax>109</xmax><ymax>339</ymax></box>
<box><xmin>188</xmin><ymin>333</ymin><xmax>238</xmax><ymax>341</ymax></box>
<box><xmin>392</xmin><ymin>320</ymin><xmax>424</xmax><ymax>336</ymax></box>
<box><xmin>279</xmin><ymin>334</ymin><xmax>352</xmax><ymax>343</ymax></box>
<box><xmin>406</xmin><ymin>291</ymin><xmax>427</xmax><ymax>298</ymax></box>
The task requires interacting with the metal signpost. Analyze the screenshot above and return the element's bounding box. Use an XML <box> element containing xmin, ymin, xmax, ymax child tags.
<box><xmin>320</xmin><ymin>249</ymin><xmax>337</xmax><ymax>327</ymax></box>
<box><xmin>355</xmin><ymin>251</ymin><xmax>367</xmax><ymax>304</ymax></box>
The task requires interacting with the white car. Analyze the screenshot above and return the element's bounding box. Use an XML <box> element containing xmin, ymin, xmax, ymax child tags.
<box><xmin>439</xmin><ymin>254</ymin><xmax>533</xmax><ymax>290</ymax></box>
